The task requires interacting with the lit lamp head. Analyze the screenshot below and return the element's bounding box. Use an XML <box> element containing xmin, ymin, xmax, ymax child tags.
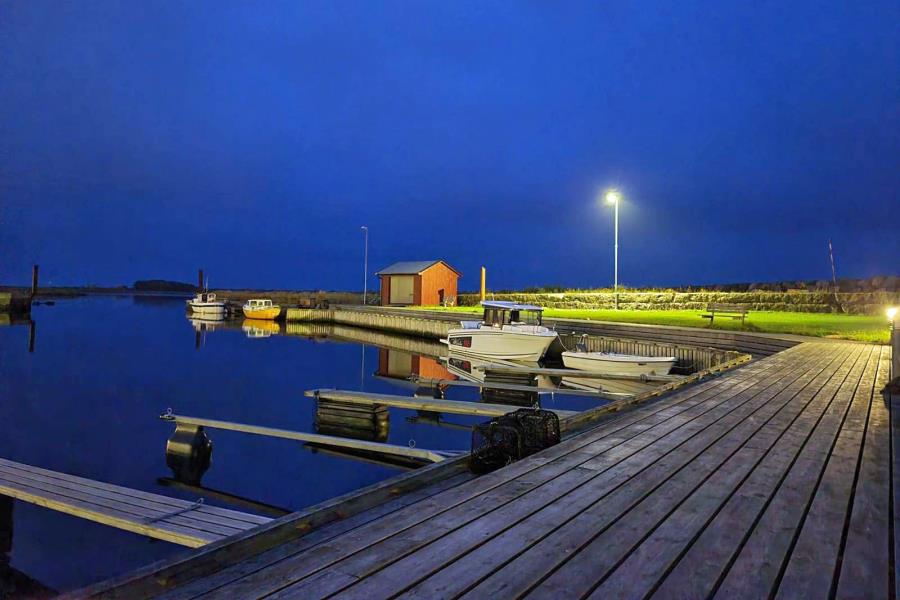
<box><xmin>605</xmin><ymin>189</ymin><xmax>621</xmax><ymax>205</ymax></box>
<box><xmin>888</xmin><ymin>307</ymin><xmax>898</xmax><ymax>326</ymax></box>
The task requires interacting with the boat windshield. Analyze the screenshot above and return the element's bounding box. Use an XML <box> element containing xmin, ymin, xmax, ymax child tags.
<box><xmin>482</xmin><ymin>307</ymin><xmax>542</xmax><ymax>326</ymax></box>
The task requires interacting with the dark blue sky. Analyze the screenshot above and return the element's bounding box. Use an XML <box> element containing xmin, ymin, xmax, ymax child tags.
<box><xmin>1</xmin><ymin>1</ymin><xmax>898</xmax><ymax>291</ymax></box>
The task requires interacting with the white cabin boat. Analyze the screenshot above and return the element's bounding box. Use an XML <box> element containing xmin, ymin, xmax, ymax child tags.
<box><xmin>442</xmin><ymin>301</ymin><xmax>558</xmax><ymax>362</ymax></box>
<box><xmin>186</xmin><ymin>292</ymin><xmax>225</xmax><ymax>317</ymax></box>
<box><xmin>561</xmin><ymin>351</ymin><xmax>677</xmax><ymax>376</ymax></box>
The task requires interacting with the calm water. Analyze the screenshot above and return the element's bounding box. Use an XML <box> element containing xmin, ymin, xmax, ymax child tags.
<box><xmin>0</xmin><ymin>295</ymin><xmax>599</xmax><ymax>594</ymax></box>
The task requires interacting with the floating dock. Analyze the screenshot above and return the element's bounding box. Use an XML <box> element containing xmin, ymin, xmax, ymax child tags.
<box><xmin>0</xmin><ymin>458</ymin><xmax>269</xmax><ymax>548</ymax></box>
<box><xmin>161</xmin><ymin>413</ymin><xmax>461</xmax><ymax>464</ymax></box>
<box><xmin>72</xmin><ymin>338</ymin><xmax>896</xmax><ymax>599</ymax></box>
<box><xmin>306</xmin><ymin>388</ymin><xmax>579</xmax><ymax>419</ymax></box>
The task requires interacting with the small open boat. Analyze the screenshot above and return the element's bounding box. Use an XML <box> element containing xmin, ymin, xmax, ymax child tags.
<box><xmin>242</xmin><ymin>298</ymin><xmax>281</xmax><ymax>320</ymax></box>
<box><xmin>561</xmin><ymin>351</ymin><xmax>677</xmax><ymax>376</ymax></box>
<box><xmin>187</xmin><ymin>292</ymin><xmax>225</xmax><ymax>317</ymax></box>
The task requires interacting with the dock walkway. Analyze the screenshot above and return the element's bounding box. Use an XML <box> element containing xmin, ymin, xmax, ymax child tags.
<box><xmin>0</xmin><ymin>458</ymin><xmax>271</xmax><ymax>548</ymax></box>
<box><xmin>74</xmin><ymin>340</ymin><xmax>895</xmax><ymax>598</ymax></box>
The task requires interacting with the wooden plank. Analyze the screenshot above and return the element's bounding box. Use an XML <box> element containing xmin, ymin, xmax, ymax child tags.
<box><xmin>0</xmin><ymin>458</ymin><xmax>270</xmax><ymax>526</ymax></box>
<box><xmin>0</xmin><ymin>476</ymin><xmax>219</xmax><ymax>547</ymax></box>
<box><xmin>241</xmin><ymin>346</ymin><xmax>833</xmax><ymax>598</ymax></box>
<box><xmin>772</xmin><ymin>346</ymin><xmax>884</xmax><ymax>599</ymax></box>
<box><xmin>155</xmin><ymin>472</ymin><xmax>476</xmax><ymax>600</ymax></box>
<box><xmin>835</xmin><ymin>346</ymin><xmax>894</xmax><ymax>599</ymax></box>
<box><xmin>306</xmin><ymin>389</ymin><xmax>577</xmax><ymax>418</ymax></box>
<box><xmin>637</xmin><ymin>344</ymin><xmax>874</xmax><ymax>599</ymax></box>
<box><xmin>371</xmin><ymin>346</ymin><xmax>848</xmax><ymax>600</ymax></box>
<box><xmin>475</xmin><ymin>344</ymin><xmax>854</xmax><ymax>599</ymax></box>
<box><xmin>400</xmin><ymin>344</ymin><xmax>844</xmax><ymax>597</ymax></box>
<box><xmin>0</xmin><ymin>464</ymin><xmax>248</xmax><ymax>537</ymax></box>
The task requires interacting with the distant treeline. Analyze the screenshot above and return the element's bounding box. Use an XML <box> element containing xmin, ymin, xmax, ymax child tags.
<box><xmin>133</xmin><ymin>280</ymin><xmax>197</xmax><ymax>292</ymax></box>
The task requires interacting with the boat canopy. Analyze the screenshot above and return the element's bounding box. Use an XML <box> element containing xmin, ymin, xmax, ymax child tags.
<box><xmin>481</xmin><ymin>301</ymin><xmax>544</xmax><ymax>312</ymax></box>
<box><xmin>481</xmin><ymin>301</ymin><xmax>544</xmax><ymax>326</ymax></box>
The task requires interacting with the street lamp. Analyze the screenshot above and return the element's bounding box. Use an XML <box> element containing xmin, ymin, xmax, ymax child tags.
<box><xmin>604</xmin><ymin>189</ymin><xmax>621</xmax><ymax>310</ymax></box>
<box><xmin>360</xmin><ymin>226</ymin><xmax>368</xmax><ymax>305</ymax></box>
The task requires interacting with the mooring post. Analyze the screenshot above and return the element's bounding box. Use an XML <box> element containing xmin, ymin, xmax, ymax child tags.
<box><xmin>480</xmin><ymin>266</ymin><xmax>486</xmax><ymax>302</ymax></box>
<box><xmin>30</xmin><ymin>264</ymin><xmax>39</xmax><ymax>298</ymax></box>
<box><xmin>28</xmin><ymin>320</ymin><xmax>35</xmax><ymax>354</ymax></box>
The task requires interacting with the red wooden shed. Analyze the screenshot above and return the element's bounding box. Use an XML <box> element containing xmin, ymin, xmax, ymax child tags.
<box><xmin>376</xmin><ymin>260</ymin><xmax>461</xmax><ymax>306</ymax></box>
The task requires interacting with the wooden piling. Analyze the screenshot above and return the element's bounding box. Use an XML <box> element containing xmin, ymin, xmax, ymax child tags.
<box><xmin>30</xmin><ymin>265</ymin><xmax>39</xmax><ymax>298</ymax></box>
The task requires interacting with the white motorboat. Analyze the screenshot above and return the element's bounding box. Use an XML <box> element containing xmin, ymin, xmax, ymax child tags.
<box><xmin>441</xmin><ymin>301</ymin><xmax>558</xmax><ymax>362</ymax></box>
<box><xmin>186</xmin><ymin>291</ymin><xmax>226</xmax><ymax>317</ymax></box>
<box><xmin>561</xmin><ymin>351</ymin><xmax>677</xmax><ymax>376</ymax></box>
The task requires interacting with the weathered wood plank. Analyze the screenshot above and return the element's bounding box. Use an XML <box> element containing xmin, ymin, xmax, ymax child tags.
<box><xmin>426</xmin><ymin>346</ymin><xmax>848</xmax><ymax>597</ymax></box>
<box><xmin>772</xmin><ymin>346</ymin><xmax>884</xmax><ymax>599</ymax></box>
<box><xmin>0</xmin><ymin>462</ymin><xmax>260</xmax><ymax>533</ymax></box>
<box><xmin>835</xmin><ymin>346</ymin><xmax>893</xmax><ymax>599</ymax></box>
<box><xmin>645</xmin><ymin>344</ymin><xmax>873</xmax><ymax>599</ymax></box>
<box><xmin>0</xmin><ymin>458</ymin><xmax>270</xmax><ymax>526</ymax></box>
<box><xmin>516</xmin><ymin>344</ymin><xmax>857</xmax><ymax>599</ymax></box>
<box><xmin>393</xmin><ymin>346</ymin><xmax>845</xmax><ymax>600</ymax></box>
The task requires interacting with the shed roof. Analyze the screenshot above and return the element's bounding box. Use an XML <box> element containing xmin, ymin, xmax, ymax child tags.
<box><xmin>376</xmin><ymin>260</ymin><xmax>461</xmax><ymax>276</ymax></box>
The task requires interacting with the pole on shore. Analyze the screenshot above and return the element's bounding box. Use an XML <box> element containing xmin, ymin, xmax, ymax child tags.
<box><xmin>30</xmin><ymin>265</ymin><xmax>39</xmax><ymax>298</ymax></box>
<box><xmin>480</xmin><ymin>267</ymin><xmax>486</xmax><ymax>302</ymax></box>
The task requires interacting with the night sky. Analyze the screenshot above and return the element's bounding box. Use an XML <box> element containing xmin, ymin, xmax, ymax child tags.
<box><xmin>1</xmin><ymin>1</ymin><xmax>897</xmax><ymax>291</ymax></box>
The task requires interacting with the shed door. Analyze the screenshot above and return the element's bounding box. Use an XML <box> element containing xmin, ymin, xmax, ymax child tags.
<box><xmin>389</xmin><ymin>276</ymin><xmax>414</xmax><ymax>304</ymax></box>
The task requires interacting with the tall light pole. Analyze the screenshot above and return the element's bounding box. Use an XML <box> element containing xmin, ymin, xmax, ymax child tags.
<box><xmin>605</xmin><ymin>189</ymin><xmax>621</xmax><ymax>309</ymax></box>
<box><xmin>360</xmin><ymin>226</ymin><xmax>369</xmax><ymax>305</ymax></box>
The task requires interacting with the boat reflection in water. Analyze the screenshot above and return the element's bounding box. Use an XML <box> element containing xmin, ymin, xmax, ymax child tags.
<box><xmin>242</xmin><ymin>319</ymin><xmax>282</xmax><ymax>338</ymax></box>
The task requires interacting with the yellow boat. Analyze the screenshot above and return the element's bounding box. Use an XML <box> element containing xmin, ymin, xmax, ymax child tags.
<box><xmin>242</xmin><ymin>298</ymin><xmax>281</xmax><ymax>320</ymax></box>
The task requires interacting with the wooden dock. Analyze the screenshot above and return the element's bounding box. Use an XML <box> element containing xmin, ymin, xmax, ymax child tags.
<box><xmin>71</xmin><ymin>339</ymin><xmax>896</xmax><ymax>598</ymax></box>
<box><xmin>0</xmin><ymin>458</ymin><xmax>270</xmax><ymax>548</ymax></box>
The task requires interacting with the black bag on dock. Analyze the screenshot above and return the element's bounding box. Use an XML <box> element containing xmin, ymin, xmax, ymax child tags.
<box><xmin>468</xmin><ymin>408</ymin><xmax>560</xmax><ymax>474</ymax></box>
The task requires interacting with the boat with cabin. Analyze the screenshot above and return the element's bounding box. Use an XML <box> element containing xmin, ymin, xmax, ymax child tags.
<box><xmin>441</xmin><ymin>301</ymin><xmax>558</xmax><ymax>362</ymax></box>
<box><xmin>186</xmin><ymin>292</ymin><xmax>225</xmax><ymax>317</ymax></box>
<box><xmin>242</xmin><ymin>298</ymin><xmax>281</xmax><ymax>320</ymax></box>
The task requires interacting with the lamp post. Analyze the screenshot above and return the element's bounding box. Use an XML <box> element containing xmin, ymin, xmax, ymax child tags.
<box><xmin>360</xmin><ymin>226</ymin><xmax>368</xmax><ymax>305</ymax></box>
<box><xmin>604</xmin><ymin>189</ymin><xmax>621</xmax><ymax>310</ymax></box>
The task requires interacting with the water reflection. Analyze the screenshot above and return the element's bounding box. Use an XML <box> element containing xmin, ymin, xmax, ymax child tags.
<box><xmin>241</xmin><ymin>319</ymin><xmax>282</xmax><ymax>338</ymax></box>
<box><xmin>314</xmin><ymin>401</ymin><xmax>389</xmax><ymax>442</ymax></box>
